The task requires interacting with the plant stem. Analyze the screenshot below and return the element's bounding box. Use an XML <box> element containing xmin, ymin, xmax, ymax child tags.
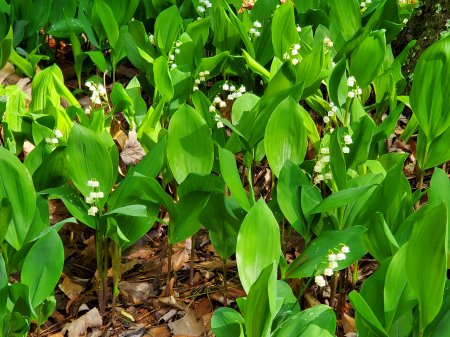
<box><xmin>111</xmin><ymin>241</ymin><xmax>122</xmax><ymax>324</ymax></box>
<box><xmin>247</xmin><ymin>158</ymin><xmax>256</xmax><ymax>205</ymax></box>
<box><xmin>166</xmin><ymin>242</ymin><xmax>173</xmax><ymax>296</ymax></box>
<box><xmin>190</xmin><ymin>235</ymin><xmax>195</xmax><ymax>287</ymax></box>
<box><xmin>222</xmin><ymin>258</ymin><xmax>228</xmax><ymax>307</ymax></box>
<box><xmin>352</xmin><ymin>262</ymin><xmax>358</xmax><ymax>290</ymax></box>
<box><xmin>329</xmin><ymin>272</ymin><xmax>337</xmax><ymax>308</ymax></box>
<box><xmin>337</xmin><ymin>269</ymin><xmax>346</xmax><ymax>319</ymax></box>
<box><xmin>415</xmin><ymin>169</ymin><xmax>424</xmax><ymax>210</ymax></box>
<box><xmin>95</xmin><ymin>231</ymin><xmax>107</xmax><ymax>315</ymax></box>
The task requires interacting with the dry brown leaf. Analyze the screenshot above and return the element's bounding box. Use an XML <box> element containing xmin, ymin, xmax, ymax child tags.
<box><xmin>147</xmin><ymin>326</ymin><xmax>171</xmax><ymax>337</ymax></box>
<box><xmin>61</xmin><ymin>307</ymin><xmax>102</xmax><ymax>337</ymax></box>
<box><xmin>168</xmin><ymin>309</ymin><xmax>204</xmax><ymax>337</ymax></box>
<box><xmin>59</xmin><ymin>277</ymin><xmax>84</xmax><ymax>300</ymax></box>
<box><xmin>119</xmin><ymin>281</ymin><xmax>156</xmax><ymax>305</ymax></box>
<box><xmin>342</xmin><ymin>313</ymin><xmax>356</xmax><ymax>334</ymax></box>
<box><xmin>121</xmin><ymin>129</ymin><xmax>145</xmax><ymax>165</ymax></box>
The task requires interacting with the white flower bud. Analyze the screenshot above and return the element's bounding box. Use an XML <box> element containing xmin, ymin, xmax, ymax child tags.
<box><xmin>324</xmin><ymin>268</ymin><xmax>334</xmax><ymax>276</ymax></box>
<box><xmin>88</xmin><ymin>206</ymin><xmax>99</xmax><ymax>216</ymax></box>
<box><xmin>315</xmin><ymin>275</ymin><xmax>326</xmax><ymax>287</ymax></box>
<box><xmin>347</xmin><ymin>76</ymin><xmax>356</xmax><ymax>87</ymax></box>
<box><xmin>87</xmin><ymin>180</ymin><xmax>100</xmax><ymax>188</ymax></box>
<box><xmin>336</xmin><ymin>253</ymin><xmax>346</xmax><ymax>261</ymax></box>
<box><xmin>342</xmin><ymin>146</ymin><xmax>350</xmax><ymax>154</ymax></box>
<box><xmin>291</xmin><ymin>58</ymin><xmax>299</xmax><ymax>65</ymax></box>
<box><xmin>344</xmin><ymin>135</ymin><xmax>353</xmax><ymax>145</ymax></box>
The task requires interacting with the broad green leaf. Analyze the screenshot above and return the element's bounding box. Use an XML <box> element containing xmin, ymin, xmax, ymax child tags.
<box><xmin>0</xmin><ymin>199</ymin><xmax>11</xmax><ymax>246</ymax></box>
<box><xmin>211</xmin><ymin>307</ymin><xmax>245</xmax><ymax>337</ymax></box>
<box><xmin>406</xmin><ymin>203</ymin><xmax>448</xmax><ymax>333</ymax></box>
<box><xmin>329</xmin><ymin>0</ymin><xmax>361</xmax><ymax>42</ymax></box>
<box><xmin>94</xmin><ymin>0</ymin><xmax>119</xmax><ymax>47</ymax></box>
<box><xmin>200</xmin><ymin>194</ymin><xmax>240</xmax><ymax>260</ymax></box>
<box><xmin>0</xmin><ymin>27</ymin><xmax>12</xmax><ymax>70</ymax></box>
<box><xmin>329</xmin><ymin>128</ymin><xmax>347</xmax><ymax>190</ymax></box>
<box><xmin>363</xmin><ymin>212</ymin><xmax>398</xmax><ymax>261</ymax></box>
<box><xmin>236</xmin><ymin>199</ymin><xmax>281</xmax><ymax>293</ymax></box>
<box><xmin>264</xmin><ymin>97</ymin><xmax>307</xmax><ymax>177</ymax></box>
<box><xmin>153</xmin><ymin>56</ymin><xmax>174</xmax><ymax>102</ymax></box>
<box><xmin>155</xmin><ymin>5</ymin><xmax>182</xmax><ymax>54</ymax></box>
<box><xmin>384</xmin><ymin>245</ymin><xmax>417</xmax><ymax>330</ymax></box>
<box><xmin>309</xmin><ymin>185</ymin><xmax>376</xmax><ymax>214</ymax></box>
<box><xmin>167</xmin><ymin>104</ymin><xmax>214</xmax><ymax>184</ymax></box>
<box><xmin>67</xmin><ymin>124</ymin><xmax>115</xmax><ymax>206</ymax></box>
<box><xmin>245</xmin><ymin>263</ymin><xmax>277</xmax><ymax>337</ymax></box>
<box><xmin>44</xmin><ymin>186</ymin><xmax>96</xmax><ymax>229</ymax></box>
<box><xmin>350</xmin><ymin>291</ymin><xmax>389</xmax><ymax>337</ymax></box>
<box><xmin>287</xmin><ymin>226</ymin><xmax>367</xmax><ymax>278</ymax></box>
<box><xmin>272</xmin><ymin>305</ymin><xmax>336</xmax><ymax>337</ymax></box>
<box><xmin>423</xmin><ymin>280</ymin><xmax>450</xmax><ymax>337</ymax></box>
<box><xmin>219</xmin><ymin>147</ymin><xmax>250</xmax><ymax>211</ymax></box>
<box><xmin>350</xmin><ymin>30</ymin><xmax>386</xmax><ymax>87</ymax></box>
<box><xmin>272</xmin><ymin>2</ymin><xmax>299</xmax><ymax>60</ymax></box>
<box><xmin>417</xmin><ymin>126</ymin><xmax>450</xmax><ymax>170</ymax></box>
<box><xmin>21</xmin><ymin>229</ymin><xmax>64</xmax><ymax>308</ymax></box>
<box><xmin>1</xmin><ymin>147</ymin><xmax>36</xmax><ymax>250</ymax></box>
<box><xmin>410</xmin><ymin>36</ymin><xmax>450</xmax><ymax>140</ymax></box>
<box><xmin>277</xmin><ymin>160</ymin><xmax>310</xmax><ymax>237</ymax></box>
<box><xmin>170</xmin><ymin>191</ymin><xmax>210</xmax><ymax>243</ymax></box>
<box><xmin>428</xmin><ymin>168</ymin><xmax>450</xmax><ymax>262</ymax></box>
<box><xmin>105</xmin><ymin>205</ymin><xmax>147</xmax><ymax>217</ymax></box>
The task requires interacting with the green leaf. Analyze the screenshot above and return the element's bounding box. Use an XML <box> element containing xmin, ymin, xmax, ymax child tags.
<box><xmin>93</xmin><ymin>0</ymin><xmax>119</xmax><ymax>48</ymax></box>
<box><xmin>309</xmin><ymin>185</ymin><xmax>376</xmax><ymax>214</ymax></box>
<box><xmin>67</xmin><ymin>124</ymin><xmax>115</xmax><ymax>206</ymax></box>
<box><xmin>0</xmin><ymin>199</ymin><xmax>11</xmax><ymax>246</ymax></box>
<box><xmin>264</xmin><ymin>97</ymin><xmax>307</xmax><ymax>177</ymax></box>
<box><xmin>167</xmin><ymin>104</ymin><xmax>214</xmax><ymax>184</ymax></box>
<box><xmin>277</xmin><ymin>160</ymin><xmax>310</xmax><ymax>237</ymax></box>
<box><xmin>423</xmin><ymin>280</ymin><xmax>450</xmax><ymax>337</ymax></box>
<box><xmin>349</xmin><ymin>290</ymin><xmax>389</xmax><ymax>337</ymax></box>
<box><xmin>363</xmin><ymin>212</ymin><xmax>398</xmax><ymax>261</ymax></box>
<box><xmin>329</xmin><ymin>0</ymin><xmax>361</xmax><ymax>42</ymax></box>
<box><xmin>272</xmin><ymin>2</ymin><xmax>299</xmax><ymax>60</ymax></box>
<box><xmin>406</xmin><ymin>203</ymin><xmax>448</xmax><ymax>333</ymax></box>
<box><xmin>105</xmin><ymin>204</ymin><xmax>147</xmax><ymax>217</ymax></box>
<box><xmin>21</xmin><ymin>229</ymin><xmax>64</xmax><ymax>308</ymax></box>
<box><xmin>0</xmin><ymin>147</ymin><xmax>36</xmax><ymax>250</ymax></box>
<box><xmin>244</xmin><ymin>263</ymin><xmax>277</xmax><ymax>337</ymax></box>
<box><xmin>153</xmin><ymin>56</ymin><xmax>174</xmax><ymax>102</ymax></box>
<box><xmin>410</xmin><ymin>36</ymin><xmax>450</xmax><ymax>140</ymax></box>
<box><xmin>429</xmin><ymin>168</ymin><xmax>450</xmax><ymax>262</ymax></box>
<box><xmin>44</xmin><ymin>186</ymin><xmax>96</xmax><ymax>229</ymax></box>
<box><xmin>287</xmin><ymin>226</ymin><xmax>367</xmax><ymax>278</ymax></box>
<box><xmin>272</xmin><ymin>305</ymin><xmax>336</xmax><ymax>337</ymax></box>
<box><xmin>384</xmin><ymin>245</ymin><xmax>417</xmax><ymax>330</ymax></box>
<box><xmin>155</xmin><ymin>5</ymin><xmax>182</xmax><ymax>54</ymax></box>
<box><xmin>350</xmin><ymin>30</ymin><xmax>386</xmax><ymax>87</ymax></box>
<box><xmin>170</xmin><ymin>191</ymin><xmax>210</xmax><ymax>243</ymax></box>
<box><xmin>236</xmin><ymin>199</ymin><xmax>281</xmax><ymax>293</ymax></box>
<box><xmin>218</xmin><ymin>147</ymin><xmax>250</xmax><ymax>211</ymax></box>
<box><xmin>212</xmin><ymin>307</ymin><xmax>245</xmax><ymax>337</ymax></box>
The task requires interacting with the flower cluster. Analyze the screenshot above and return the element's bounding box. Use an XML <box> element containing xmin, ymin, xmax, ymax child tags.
<box><xmin>249</xmin><ymin>21</ymin><xmax>262</xmax><ymax>39</ymax></box>
<box><xmin>168</xmin><ymin>41</ymin><xmax>182</xmax><ymax>70</ymax></box>
<box><xmin>343</xmin><ymin>134</ymin><xmax>352</xmax><ymax>154</ymax></box>
<box><xmin>197</xmin><ymin>0</ymin><xmax>212</xmax><ymax>13</ymax></box>
<box><xmin>148</xmin><ymin>33</ymin><xmax>155</xmax><ymax>46</ymax></box>
<box><xmin>86</xmin><ymin>81</ymin><xmax>107</xmax><ymax>105</ymax></box>
<box><xmin>313</xmin><ymin>147</ymin><xmax>333</xmax><ymax>184</ymax></box>
<box><xmin>86</xmin><ymin>179</ymin><xmax>104</xmax><ymax>216</ymax></box>
<box><xmin>193</xmin><ymin>70</ymin><xmax>210</xmax><ymax>91</ymax></box>
<box><xmin>347</xmin><ymin>76</ymin><xmax>363</xmax><ymax>99</ymax></box>
<box><xmin>323</xmin><ymin>37</ymin><xmax>334</xmax><ymax>49</ymax></box>
<box><xmin>360</xmin><ymin>0</ymin><xmax>372</xmax><ymax>9</ymax></box>
<box><xmin>323</xmin><ymin>102</ymin><xmax>338</xmax><ymax>124</ymax></box>
<box><xmin>283</xmin><ymin>43</ymin><xmax>301</xmax><ymax>65</ymax></box>
<box><xmin>210</xmin><ymin>82</ymin><xmax>246</xmax><ymax>111</ymax></box>
<box><xmin>314</xmin><ymin>244</ymin><xmax>351</xmax><ymax>287</ymax></box>
<box><xmin>45</xmin><ymin>129</ymin><xmax>63</xmax><ymax>145</ymax></box>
